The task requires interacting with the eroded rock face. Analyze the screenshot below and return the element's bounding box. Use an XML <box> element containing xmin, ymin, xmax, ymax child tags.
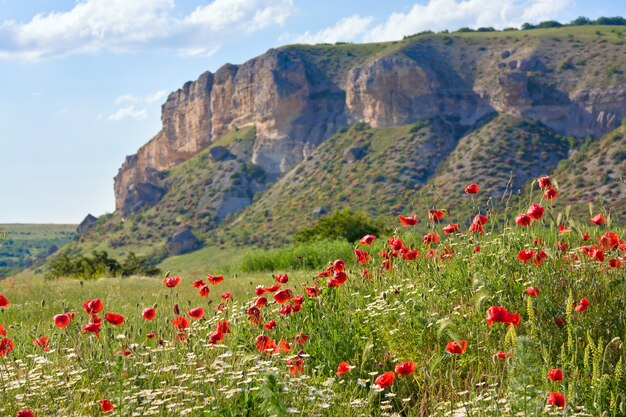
<box><xmin>167</xmin><ymin>227</ymin><xmax>201</xmax><ymax>256</ymax></box>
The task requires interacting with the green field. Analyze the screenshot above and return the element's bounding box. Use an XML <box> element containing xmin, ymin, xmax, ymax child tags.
<box><xmin>0</xmin><ymin>224</ymin><xmax>76</xmax><ymax>278</ymax></box>
<box><xmin>1</xmin><ymin>182</ymin><xmax>625</xmax><ymax>416</ymax></box>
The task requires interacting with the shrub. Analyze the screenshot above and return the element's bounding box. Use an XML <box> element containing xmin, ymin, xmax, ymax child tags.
<box><xmin>293</xmin><ymin>209</ymin><xmax>385</xmax><ymax>244</ymax></box>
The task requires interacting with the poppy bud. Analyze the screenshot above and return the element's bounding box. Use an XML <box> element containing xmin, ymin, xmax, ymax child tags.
<box><xmin>173</xmin><ymin>304</ymin><xmax>180</xmax><ymax>315</ymax></box>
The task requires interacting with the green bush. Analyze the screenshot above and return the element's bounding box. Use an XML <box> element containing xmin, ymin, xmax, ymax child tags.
<box><xmin>46</xmin><ymin>250</ymin><xmax>161</xmax><ymax>279</ymax></box>
<box><xmin>293</xmin><ymin>209</ymin><xmax>385</xmax><ymax>244</ymax></box>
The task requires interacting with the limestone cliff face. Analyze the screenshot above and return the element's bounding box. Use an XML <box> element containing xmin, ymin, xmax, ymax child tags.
<box><xmin>114</xmin><ymin>33</ymin><xmax>626</xmax><ymax>217</ymax></box>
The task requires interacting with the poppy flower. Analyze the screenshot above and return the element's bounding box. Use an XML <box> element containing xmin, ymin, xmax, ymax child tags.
<box><xmin>209</xmin><ymin>330</ymin><xmax>224</xmax><ymax>344</ymax></box>
<box><xmin>515</xmin><ymin>213</ymin><xmax>532</xmax><ymax>226</ymax></box>
<box><xmin>0</xmin><ymin>324</ymin><xmax>5</xmax><ymax>336</ymax></box>
<box><xmin>547</xmin><ymin>369</ymin><xmax>563</xmax><ymax>382</ymax></box>
<box><xmin>355</xmin><ymin>248</ymin><xmax>370</xmax><ymax>265</ymax></box>
<box><xmin>142</xmin><ymin>307</ymin><xmax>156</xmax><ymax>321</ymax></box>
<box><xmin>264</xmin><ymin>284</ymin><xmax>281</xmax><ymax>293</ymax></box>
<box><xmin>598</xmin><ymin>231</ymin><xmax>621</xmax><ymax>249</ymax></box>
<box><xmin>305</xmin><ymin>286</ymin><xmax>320</xmax><ymax>298</ymax></box>
<box><xmin>538</xmin><ymin>176</ymin><xmax>552</xmax><ymax>189</ymax></box>
<box><xmin>360</xmin><ymin>234</ymin><xmax>376</xmax><ymax>246</ymax></box>
<box><xmin>492</xmin><ymin>351</ymin><xmax>508</xmax><ymax>361</ymax></box>
<box><xmin>278</xmin><ymin>304</ymin><xmax>294</xmax><ymax>316</ymax></box>
<box><xmin>17</xmin><ymin>410</ymin><xmax>35</xmax><ymax>417</ymax></box>
<box><xmin>105</xmin><ymin>313</ymin><xmax>124</xmax><ymax>326</ymax></box>
<box><xmin>446</xmin><ymin>340</ymin><xmax>467</xmax><ymax>354</ymax></box>
<box><xmin>264</xmin><ymin>320</ymin><xmax>277</xmax><ymax>331</ymax></box>
<box><xmin>533</xmin><ymin>250</ymin><xmax>547</xmax><ymax>266</ymax></box>
<box><xmin>274</xmin><ymin>289</ymin><xmax>293</xmax><ymax>304</ymax></box>
<box><xmin>33</xmin><ymin>336</ymin><xmax>50</xmax><ymax>351</ymax></box>
<box><xmin>388</xmin><ymin>236</ymin><xmax>404</xmax><ymax>250</ymax></box>
<box><xmin>163</xmin><ymin>275</ymin><xmax>182</xmax><ymax>288</ymax></box>
<box><xmin>544</xmin><ymin>188</ymin><xmax>558</xmax><ymax>200</ymax></box>
<box><xmin>402</xmin><ymin>248</ymin><xmax>419</xmax><ymax>261</ymax></box>
<box><xmin>486</xmin><ymin>306</ymin><xmax>520</xmax><ymax>327</ymax></box>
<box><xmin>247</xmin><ymin>306</ymin><xmax>263</xmax><ymax>325</ymax></box>
<box><xmin>197</xmin><ymin>285</ymin><xmax>209</xmax><ymax>297</ymax></box>
<box><xmin>590</xmin><ymin>214</ymin><xmax>606</xmax><ymax>225</ymax></box>
<box><xmin>429</xmin><ymin>209</ymin><xmax>445</xmax><ymax>222</ymax></box>
<box><xmin>336</xmin><ymin>361</ymin><xmax>353</xmax><ymax>376</ymax></box>
<box><xmin>609</xmin><ymin>258</ymin><xmax>623</xmax><ymax>268</ymax></box>
<box><xmin>0</xmin><ymin>294</ymin><xmax>9</xmax><ymax>308</ymax></box>
<box><xmin>294</xmin><ymin>332</ymin><xmax>308</xmax><ymax>345</ymax></box>
<box><xmin>582</xmin><ymin>232</ymin><xmax>590</xmax><ymax>241</ymax></box>
<box><xmin>0</xmin><ymin>337</ymin><xmax>13</xmax><ymax>357</ymax></box>
<box><xmin>547</xmin><ymin>392</ymin><xmax>566</xmax><ymax>409</ymax></box>
<box><xmin>53</xmin><ymin>313</ymin><xmax>72</xmax><ymax>328</ymax></box>
<box><xmin>277</xmin><ymin>338</ymin><xmax>291</xmax><ymax>353</ymax></box>
<box><xmin>524</xmin><ymin>287</ymin><xmax>540</xmax><ymax>297</ymax></box>
<box><xmin>187</xmin><ymin>307</ymin><xmax>204</xmax><ymax>320</ymax></box>
<box><xmin>256</xmin><ymin>296</ymin><xmax>268</xmax><ymax>307</ymax></box>
<box><xmin>146</xmin><ymin>332</ymin><xmax>156</xmax><ymax>339</ymax></box>
<box><xmin>591</xmin><ymin>248</ymin><xmax>605</xmax><ymax>262</ymax></box>
<box><xmin>82</xmin><ymin>299</ymin><xmax>103</xmax><ymax>314</ymax></box>
<box><xmin>474</xmin><ymin>245</ymin><xmax>481</xmax><ymax>253</ymax></box>
<box><xmin>465</xmin><ymin>183</ymin><xmax>479</xmax><ymax>194</ymax></box>
<box><xmin>82</xmin><ymin>322</ymin><xmax>102</xmax><ymax>338</ymax></box>
<box><xmin>374</xmin><ymin>371</ymin><xmax>395</xmax><ymax>388</ymax></box>
<box><xmin>334</xmin><ymin>271</ymin><xmax>347</xmax><ymax>285</ymax></box>
<box><xmin>221</xmin><ymin>292</ymin><xmax>232</xmax><ymax>301</ymax></box>
<box><xmin>395</xmin><ymin>361</ymin><xmax>416</xmax><ymax>376</ymax></box>
<box><xmin>442</xmin><ymin>223</ymin><xmax>460</xmax><ymax>234</ymax></box>
<box><xmin>192</xmin><ymin>279</ymin><xmax>205</xmax><ymax>288</ymax></box>
<box><xmin>574</xmin><ymin>298</ymin><xmax>589</xmax><ymax>312</ymax></box>
<box><xmin>398</xmin><ymin>215</ymin><xmax>418</xmax><ymax>226</ymax></box>
<box><xmin>207</xmin><ymin>274</ymin><xmax>224</xmax><ymax>285</ymax></box>
<box><xmin>526</xmin><ymin>203</ymin><xmax>544</xmax><ymax>220</ymax></box>
<box><xmin>274</xmin><ymin>274</ymin><xmax>289</xmax><ymax>283</ymax></box>
<box><xmin>474</xmin><ymin>213</ymin><xmax>488</xmax><ymax>225</ymax></box>
<box><xmin>255</xmin><ymin>334</ymin><xmax>276</xmax><ymax>353</ymax></box>
<box><xmin>517</xmin><ymin>249</ymin><xmax>534</xmax><ymax>263</ymax></box>
<box><xmin>216</xmin><ymin>321</ymin><xmax>231</xmax><ymax>334</ymax></box>
<box><xmin>469</xmin><ymin>222</ymin><xmax>483</xmax><ymax>234</ymax></box>
<box><xmin>99</xmin><ymin>399</ymin><xmax>115</xmax><ymax>413</ymax></box>
<box><xmin>287</xmin><ymin>357</ymin><xmax>304</xmax><ymax>375</ymax></box>
<box><xmin>172</xmin><ymin>316</ymin><xmax>190</xmax><ymax>330</ymax></box>
<box><xmin>381</xmin><ymin>259</ymin><xmax>393</xmax><ymax>271</ymax></box>
<box><xmin>333</xmin><ymin>259</ymin><xmax>346</xmax><ymax>272</ymax></box>
<box><xmin>422</xmin><ymin>232</ymin><xmax>440</xmax><ymax>245</ymax></box>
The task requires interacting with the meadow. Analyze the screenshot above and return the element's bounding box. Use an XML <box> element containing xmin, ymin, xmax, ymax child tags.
<box><xmin>0</xmin><ymin>177</ymin><xmax>625</xmax><ymax>416</ymax></box>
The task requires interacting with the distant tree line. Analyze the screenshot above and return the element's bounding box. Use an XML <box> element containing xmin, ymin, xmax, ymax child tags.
<box><xmin>404</xmin><ymin>16</ymin><xmax>626</xmax><ymax>39</ymax></box>
<box><xmin>46</xmin><ymin>250</ymin><xmax>161</xmax><ymax>279</ymax></box>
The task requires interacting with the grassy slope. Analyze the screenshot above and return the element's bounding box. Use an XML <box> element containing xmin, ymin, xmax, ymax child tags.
<box><xmin>0</xmin><ymin>224</ymin><xmax>76</xmax><ymax>277</ymax></box>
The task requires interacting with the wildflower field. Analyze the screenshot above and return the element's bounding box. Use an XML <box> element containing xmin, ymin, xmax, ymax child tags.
<box><xmin>1</xmin><ymin>178</ymin><xmax>625</xmax><ymax>417</ymax></box>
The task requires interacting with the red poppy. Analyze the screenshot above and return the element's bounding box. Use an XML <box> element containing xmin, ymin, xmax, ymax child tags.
<box><xmin>492</xmin><ymin>351</ymin><xmax>508</xmax><ymax>361</ymax></box>
<box><xmin>142</xmin><ymin>307</ymin><xmax>156</xmax><ymax>321</ymax></box>
<box><xmin>524</xmin><ymin>287</ymin><xmax>540</xmax><ymax>297</ymax></box>
<box><xmin>172</xmin><ymin>316</ymin><xmax>190</xmax><ymax>330</ymax></box>
<box><xmin>547</xmin><ymin>392</ymin><xmax>566</xmax><ymax>409</ymax></box>
<box><xmin>247</xmin><ymin>306</ymin><xmax>263</xmax><ymax>325</ymax></box>
<box><xmin>264</xmin><ymin>320</ymin><xmax>277</xmax><ymax>331</ymax></box>
<box><xmin>216</xmin><ymin>321</ymin><xmax>231</xmax><ymax>334</ymax></box>
<box><xmin>442</xmin><ymin>223</ymin><xmax>460</xmax><ymax>234</ymax></box>
<box><xmin>598</xmin><ymin>231</ymin><xmax>621</xmax><ymax>249</ymax></box>
<box><xmin>388</xmin><ymin>236</ymin><xmax>404</xmax><ymax>250</ymax></box>
<box><xmin>515</xmin><ymin>213</ymin><xmax>532</xmax><ymax>226</ymax></box>
<box><xmin>486</xmin><ymin>306</ymin><xmax>520</xmax><ymax>327</ymax></box>
<box><xmin>574</xmin><ymin>298</ymin><xmax>589</xmax><ymax>312</ymax></box>
<box><xmin>209</xmin><ymin>330</ymin><xmax>224</xmax><ymax>344</ymax></box>
<box><xmin>17</xmin><ymin>410</ymin><xmax>35</xmax><ymax>417</ymax></box>
<box><xmin>274</xmin><ymin>273</ymin><xmax>289</xmax><ymax>283</ymax></box>
<box><xmin>287</xmin><ymin>357</ymin><xmax>304</xmax><ymax>375</ymax></box>
<box><xmin>609</xmin><ymin>258</ymin><xmax>623</xmax><ymax>268</ymax></box>
<box><xmin>255</xmin><ymin>334</ymin><xmax>276</xmax><ymax>353</ymax></box>
<box><xmin>255</xmin><ymin>286</ymin><xmax>267</xmax><ymax>296</ymax></box>
<box><xmin>99</xmin><ymin>399</ymin><xmax>115</xmax><ymax>413</ymax></box>
<box><xmin>355</xmin><ymin>248</ymin><xmax>370</xmax><ymax>265</ymax></box>
<box><xmin>207</xmin><ymin>274</ymin><xmax>224</xmax><ymax>285</ymax></box>
<box><xmin>474</xmin><ymin>245</ymin><xmax>481</xmax><ymax>253</ymax></box>
<box><xmin>274</xmin><ymin>289</ymin><xmax>293</xmax><ymax>304</ymax></box>
<box><xmin>163</xmin><ymin>275</ymin><xmax>182</xmax><ymax>288</ymax></box>
<box><xmin>187</xmin><ymin>308</ymin><xmax>204</xmax><ymax>320</ymax></box>
<box><xmin>402</xmin><ymin>248</ymin><xmax>419</xmax><ymax>261</ymax></box>
<box><xmin>198</xmin><ymin>285</ymin><xmax>210</xmax><ymax>297</ymax></box>
<box><xmin>582</xmin><ymin>232</ymin><xmax>590</xmax><ymax>241</ymax></box>
<box><xmin>465</xmin><ymin>183</ymin><xmax>479</xmax><ymax>194</ymax></box>
<box><xmin>264</xmin><ymin>284</ymin><xmax>281</xmax><ymax>293</ymax></box>
<box><xmin>0</xmin><ymin>294</ymin><xmax>9</xmax><ymax>308</ymax></box>
<box><xmin>395</xmin><ymin>361</ymin><xmax>416</xmax><ymax>375</ymax></box>
<box><xmin>544</xmin><ymin>188</ymin><xmax>558</xmax><ymax>200</ymax></box>
<box><xmin>398</xmin><ymin>215</ymin><xmax>418</xmax><ymax>226</ymax></box>
<box><xmin>360</xmin><ymin>234</ymin><xmax>376</xmax><ymax>246</ymax></box>
<box><xmin>0</xmin><ymin>337</ymin><xmax>13</xmax><ymax>357</ymax></box>
<box><xmin>305</xmin><ymin>286</ymin><xmax>320</xmax><ymax>298</ymax></box>
<box><xmin>538</xmin><ymin>176</ymin><xmax>552</xmax><ymax>189</ymax></box>
<box><xmin>533</xmin><ymin>250</ymin><xmax>547</xmax><ymax>266</ymax></box>
<box><xmin>556</xmin><ymin>241</ymin><xmax>568</xmax><ymax>251</ymax></box>
<box><xmin>332</xmin><ymin>259</ymin><xmax>346</xmax><ymax>273</ymax></box>
<box><xmin>294</xmin><ymin>332</ymin><xmax>308</xmax><ymax>345</ymax></box>
<box><xmin>255</xmin><ymin>296</ymin><xmax>268</xmax><ymax>307</ymax></box>
<box><xmin>590</xmin><ymin>214</ymin><xmax>606</xmax><ymax>225</ymax></box>
<box><xmin>547</xmin><ymin>369</ymin><xmax>563</xmax><ymax>382</ymax></box>
<box><xmin>146</xmin><ymin>332</ymin><xmax>156</xmax><ymax>339</ymax></box>
<box><xmin>53</xmin><ymin>313</ymin><xmax>72</xmax><ymax>328</ymax></box>
<box><xmin>82</xmin><ymin>299</ymin><xmax>103</xmax><ymax>314</ymax></box>
<box><xmin>105</xmin><ymin>312</ymin><xmax>125</xmax><ymax>326</ymax></box>
<box><xmin>33</xmin><ymin>336</ymin><xmax>50</xmax><ymax>351</ymax></box>
<box><xmin>381</xmin><ymin>259</ymin><xmax>393</xmax><ymax>271</ymax></box>
<box><xmin>336</xmin><ymin>361</ymin><xmax>353</xmax><ymax>376</ymax></box>
<box><xmin>221</xmin><ymin>292</ymin><xmax>232</xmax><ymax>301</ymax></box>
<box><xmin>0</xmin><ymin>324</ymin><xmax>5</xmax><ymax>336</ymax></box>
<box><xmin>334</xmin><ymin>271</ymin><xmax>347</xmax><ymax>285</ymax></box>
<box><xmin>554</xmin><ymin>316</ymin><xmax>566</xmax><ymax>328</ymax></box>
<box><xmin>526</xmin><ymin>203</ymin><xmax>544</xmax><ymax>220</ymax></box>
<box><xmin>278</xmin><ymin>304</ymin><xmax>294</xmax><ymax>316</ymax></box>
<box><xmin>474</xmin><ymin>213</ymin><xmax>488</xmax><ymax>225</ymax></box>
<box><xmin>446</xmin><ymin>340</ymin><xmax>467</xmax><ymax>354</ymax></box>
<box><xmin>192</xmin><ymin>279</ymin><xmax>205</xmax><ymax>288</ymax></box>
<box><xmin>422</xmin><ymin>232</ymin><xmax>440</xmax><ymax>245</ymax></box>
<box><xmin>277</xmin><ymin>338</ymin><xmax>291</xmax><ymax>353</ymax></box>
<box><xmin>517</xmin><ymin>249</ymin><xmax>534</xmax><ymax>264</ymax></box>
<box><xmin>429</xmin><ymin>209</ymin><xmax>445</xmax><ymax>222</ymax></box>
<box><xmin>374</xmin><ymin>371</ymin><xmax>395</xmax><ymax>388</ymax></box>
<box><xmin>82</xmin><ymin>322</ymin><xmax>102</xmax><ymax>338</ymax></box>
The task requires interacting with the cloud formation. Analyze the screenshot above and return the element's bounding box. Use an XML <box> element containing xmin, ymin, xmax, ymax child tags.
<box><xmin>108</xmin><ymin>105</ymin><xmax>148</xmax><ymax>122</ymax></box>
<box><xmin>0</xmin><ymin>0</ymin><xmax>294</xmax><ymax>60</ymax></box>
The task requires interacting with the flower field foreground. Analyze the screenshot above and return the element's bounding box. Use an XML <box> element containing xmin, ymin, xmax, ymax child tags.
<box><xmin>0</xmin><ymin>178</ymin><xmax>625</xmax><ymax>416</ymax></box>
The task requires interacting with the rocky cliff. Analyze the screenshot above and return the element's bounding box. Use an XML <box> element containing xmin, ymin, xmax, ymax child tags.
<box><xmin>114</xmin><ymin>27</ymin><xmax>626</xmax><ymax>218</ymax></box>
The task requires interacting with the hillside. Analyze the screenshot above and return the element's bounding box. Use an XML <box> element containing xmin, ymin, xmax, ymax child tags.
<box><xmin>68</xmin><ymin>25</ymin><xmax>626</xmax><ymax>263</ymax></box>
<box><xmin>0</xmin><ymin>224</ymin><xmax>76</xmax><ymax>277</ymax></box>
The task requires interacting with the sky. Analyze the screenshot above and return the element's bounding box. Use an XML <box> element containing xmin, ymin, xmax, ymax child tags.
<box><xmin>0</xmin><ymin>0</ymin><xmax>624</xmax><ymax>224</ymax></box>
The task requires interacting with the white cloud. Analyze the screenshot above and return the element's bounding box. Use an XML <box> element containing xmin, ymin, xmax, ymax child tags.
<box><xmin>364</xmin><ymin>0</ymin><xmax>572</xmax><ymax>42</ymax></box>
<box><xmin>114</xmin><ymin>94</ymin><xmax>139</xmax><ymax>105</ymax></box>
<box><xmin>145</xmin><ymin>89</ymin><xmax>168</xmax><ymax>104</ymax></box>
<box><xmin>292</xmin><ymin>15</ymin><xmax>374</xmax><ymax>44</ymax></box>
<box><xmin>0</xmin><ymin>0</ymin><xmax>295</xmax><ymax>60</ymax></box>
<box><xmin>108</xmin><ymin>105</ymin><xmax>148</xmax><ymax>121</ymax></box>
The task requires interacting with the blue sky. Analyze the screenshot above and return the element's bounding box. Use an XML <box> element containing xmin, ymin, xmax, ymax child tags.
<box><xmin>0</xmin><ymin>0</ymin><xmax>624</xmax><ymax>223</ymax></box>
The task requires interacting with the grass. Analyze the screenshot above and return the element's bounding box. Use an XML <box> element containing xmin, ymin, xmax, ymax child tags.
<box><xmin>1</xmin><ymin>180</ymin><xmax>625</xmax><ymax>416</ymax></box>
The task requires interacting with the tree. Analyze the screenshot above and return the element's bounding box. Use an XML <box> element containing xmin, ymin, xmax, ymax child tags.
<box><xmin>293</xmin><ymin>209</ymin><xmax>385</xmax><ymax>244</ymax></box>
